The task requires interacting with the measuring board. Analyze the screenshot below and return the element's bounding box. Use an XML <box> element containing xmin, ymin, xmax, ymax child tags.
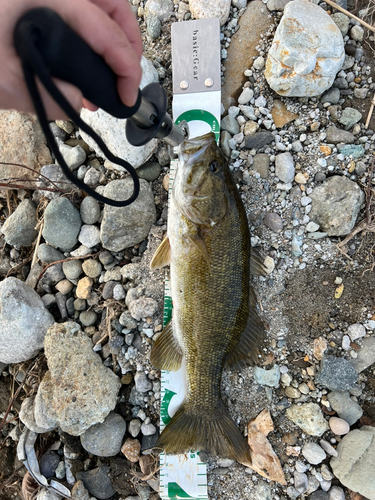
<box><xmin>159</xmin><ymin>18</ymin><xmax>221</xmax><ymax>500</ymax></box>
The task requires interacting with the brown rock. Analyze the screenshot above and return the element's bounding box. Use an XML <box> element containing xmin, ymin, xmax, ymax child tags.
<box><xmin>76</xmin><ymin>277</ymin><xmax>93</xmax><ymax>300</ymax></box>
<box><xmin>271</xmin><ymin>100</ymin><xmax>298</xmax><ymax>128</ymax></box>
<box><xmin>313</xmin><ymin>337</ymin><xmax>327</xmax><ymax>361</ymax></box>
<box><xmin>121</xmin><ymin>438</ymin><xmax>141</xmax><ymax>462</ymax></box>
<box><xmin>282</xmin><ymin>431</ymin><xmax>299</xmax><ymax>445</ymax></box>
<box><xmin>0</xmin><ymin>111</ymin><xmax>52</xmax><ymax>188</ymax></box>
<box><xmin>139</xmin><ymin>454</ymin><xmax>156</xmax><ymax>476</ymax></box>
<box><xmin>222</xmin><ymin>1</ymin><xmax>272</xmax><ymax>110</ymax></box>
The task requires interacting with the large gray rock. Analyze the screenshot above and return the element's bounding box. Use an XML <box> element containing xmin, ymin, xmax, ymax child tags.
<box><xmin>265</xmin><ymin>0</ymin><xmax>345</xmax><ymax>97</ymax></box>
<box><xmin>1</xmin><ymin>199</ymin><xmax>38</xmax><ymax>247</ymax></box>
<box><xmin>100</xmin><ymin>179</ymin><xmax>156</xmax><ymax>251</ymax></box>
<box><xmin>80</xmin><ymin>412</ymin><xmax>126</xmax><ymax>457</ymax></box>
<box><xmin>34</xmin><ymin>322</ymin><xmax>121</xmax><ymax>435</ymax></box>
<box><xmin>350</xmin><ymin>336</ymin><xmax>375</xmax><ymax>373</ymax></box>
<box><xmin>330</xmin><ymin>426</ymin><xmax>375</xmax><ymax>500</ymax></box>
<box><xmin>309</xmin><ymin>176</ymin><xmax>364</xmax><ymax>236</ymax></box>
<box><xmin>0</xmin><ymin>278</ymin><xmax>54</xmax><ymax>364</ymax></box>
<box><xmin>0</xmin><ymin>110</ymin><xmax>52</xmax><ymax>184</ymax></box>
<box><xmin>42</xmin><ymin>197</ymin><xmax>82</xmax><ymax>251</ymax></box>
<box><xmin>189</xmin><ymin>0</ymin><xmax>230</xmax><ymax>26</ymax></box>
<box><xmin>37</xmin><ymin>164</ymin><xmax>76</xmax><ymax>199</ymax></box>
<box><xmin>327</xmin><ymin>391</ymin><xmax>363</xmax><ymax>425</ymax></box>
<box><xmin>80</xmin><ymin>57</ymin><xmax>158</xmax><ymax>169</ymax></box>
<box><xmin>325</xmin><ymin>125</ymin><xmax>354</xmax><ymax>144</ymax></box>
<box><xmin>316</xmin><ymin>355</ymin><xmax>358</xmax><ymax>391</ymax></box>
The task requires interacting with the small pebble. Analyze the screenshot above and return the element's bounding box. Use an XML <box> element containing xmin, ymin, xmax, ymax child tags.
<box><xmin>302</xmin><ymin>442</ymin><xmax>326</xmax><ymax>464</ymax></box>
<box><xmin>121</xmin><ymin>438</ymin><xmax>141</xmax><ymax>462</ymax></box>
<box><xmin>329</xmin><ymin>416</ymin><xmax>350</xmax><ymax>435</ymax></box>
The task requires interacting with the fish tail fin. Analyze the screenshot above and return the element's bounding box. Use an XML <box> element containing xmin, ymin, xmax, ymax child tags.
<box><xmin>157</xmin><ymin>402</ymin><xmax>251</xmax><ymax>464</ymax></box>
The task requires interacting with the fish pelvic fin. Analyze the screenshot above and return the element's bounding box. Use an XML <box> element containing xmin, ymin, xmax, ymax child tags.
<box><xmin>250</xmin><ymin>248</ymin><xmax>267</xmax><ymax>276</ymax></box>
<box><xmin>225</xmin><ymin>292</ymin><xmax>265</xmax><ymax>370</ymax></box>
<box><xmin>157</xmin><ymin>401</ymin><xmax>251</xmax><ymax>464</ymax></box>
<box><xmin>150</xmin><ymin>236</ymin><xmax>171</xmax><ymax>270</ymax></box>
<box><xmin>150</xmin><ymin>320</ymin><xmax>183</xmax><ymax>371</ymax></box>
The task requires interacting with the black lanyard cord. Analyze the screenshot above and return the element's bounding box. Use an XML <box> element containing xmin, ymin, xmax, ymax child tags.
<box><xmin>18</xmin><ymin>23</ymin><xmax>140</xmax><ymax>207</ymax></box>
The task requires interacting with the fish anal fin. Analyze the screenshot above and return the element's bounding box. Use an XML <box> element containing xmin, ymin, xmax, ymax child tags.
<box><xmin>150</xmin><ymin>320</ymin><xmax>182</xmax><ymax>371</ymax></box>
<box><xmin>225</xmin><ymin>294</ymin><xmax>265</xmax><ymax>369</ymax></box>
<box><xmin>157</xmin><ymin>401</ymin><xmax>251</xmax><ymax>464</ymax></box>
<box><xmin>250</xmin><ymin>248</ymin><xmax>267</xmax><ymax>277</ymax></box>
<box><xmin>187</xmin><ymin>233</ymin><xmax>211</xmax><ymax>269</ymax></box>
<box><xmin>150</xmin><ymin>236</ymin><xmax>171</xmax><ymax>270</ymax></box>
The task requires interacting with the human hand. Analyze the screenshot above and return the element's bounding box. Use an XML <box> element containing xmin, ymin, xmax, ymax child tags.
<box><xmin>0</xmin><ymin>0</ymin><xmax>143</xmax><ymax>118</ymax></box>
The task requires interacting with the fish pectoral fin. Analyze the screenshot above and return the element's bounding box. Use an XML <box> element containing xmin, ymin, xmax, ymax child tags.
<box><xmin>225</xmin><ymin>293</ymin><xmax>265</xmax><ymax>369</ymax></box>
<box><xmin>187</xmin><ymin>234</ymin><xmax>211</xmax><ymax>269</ymax></box>
<box><xmin>150</xmin><ymin>236</ymin><xmax>171</xmax><ymax>270</ymax></box>
<box><xmin>150</xmin><ymin>320</ymin><xmax>183</xmax><ymax>371</ymax></box>
<box><xmin>157</xmin><ymin>401</ymin><xmax>251</xmax><ymax>465</ymax></box>
<box><xmin>250</xmin><ymin>248</ymin><xmax>267</xmax><ymax>277</ymax></box>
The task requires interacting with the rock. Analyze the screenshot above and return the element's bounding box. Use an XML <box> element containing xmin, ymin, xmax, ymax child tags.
<box><xmin>82</xmin><ymin>259</ymin><xmax>102</xmax><ymax>278</ymax></box>
<box><xmin>76</xmin><ymin>277</ymin><xmax>93</xmax><ymax>300</ymax></box>
<box><xmin>136</xmin><ymin>162</ymin><xmax>161</xmax><ymax>182</ymax></box>
<box><xmin>56</xmin><ymin>120</ymin><xmax>75</xmax><ymax>134</ymax></box>
<box><xmin>134</xmin><ymin>372</ymin><xmax>152</xmax><ymax>393</ymax></box>
<box><xmin>222</xmin><ymin>1</ymin><xmax>272</xmax><ymax>110</ymax></box>
<box><xmin>0</xmin><ymin>111</ymin><xmax>52</xmax><ymax>183</ymax></box>
<box><xmin>129</xmin><ymin>297</ymin><xmax>158</xmax><ymax>321</ymax></box>
<box><xmin>328</xmin><ymin>486</ymin><xmax>345</xmax><ymax>500</ymax></box>
<box><xmin>253</xmin><ymin>154</ymin><xmax>270</xmax><ymax>178</ymax></box>
<box><xmin>286</xmin><ymin>403</ymin><xmax>329</xmax><ymax>436</ymax></box>
<box><xmin>238</xmin><ymin>87</ymin><xmax>254</xmax><ymax>105</ymax></box>
<box><xmin>253</xmin><ymin>56</ymin><xmax>265</xmax><ymax>71</ymax></box>
<box><xmin>308</xmin><ymin>492</ymin><xmax>329</xmax><ymax>500</ymax></box>
<box><xmin>57</xmin><ymin>142</ymin><xmax>86</xmax><ymax>170</ymax></box>
<box><xmin>316</xmin><ymin>355</ymin><xmax>358</xmax><ymax>391</ymax></box>
<box><xmin>100</xmin><ymin>179</ymin><xmax>156</xmax><ymax>251</ymax></box>
<box><xmin>271</xmin><ymin>100</ymin><xmax>298</xmax><ymax>128</ymax></box>
<box><xmin>39</xmin><ymin>451</ymin><xmax>60</xmax><ymax>478</ymax></box>
<box><xmin>80</xmin><ymin>412</ymin><xmax>126</xmax><ymax>457</ymax></box>
<box><xmin>337</xmin><ymin>144</ymin><xmax>364</xmax><ymax>158</ymax></box>
<box><xmin>350</xmin><ymin>25</ymin><xmax>364</xmax><ymax>42</ymax></box>
<box><xmin>338</xmin><ymin>108</ymin><xmax>362</xmax><ymax>130</ymax></box>
<box><xmin>189</xmin><ymin>0</ymin><xmax>230</xmax><ymax>26</ymax></box>
<box><xmin>320</xmin><ymin>439</ymin><xmax>338</xmax><ymax>457</ymax></box>
<box><xmin>1</xmin><ymin>199</ymin><xmax>38</xmax><ymax>247</ymax></box>
<box><xmin>325</xmin><ymin>125</ymin><xmax>355</xmax><ymax>144</ymax></box>
<box><xmin>244</xmin><ymin>131</ymin><xmax>274</xmax><ymax>149</ymax></box>
<box><xmin>146</xmin><ymin>14</ymin><xmax>162</xmax><ymax>40</ymax></box>
<box><xmin>265</xmin><ymin>1</ymin><xmax>344</xmax><ymax>97</ymax></box>
<box><xmin>129</xmin><ymin>419</ymin><xmax>142</xmax><ymax>438</ymax></box>
<box><xmin>141</xmin><ymin>422</ymin><xmax>156</xmax><ymax>436</ymax></box>
<box><xmin>144</xmin><ymin>0</ymin><xmax>173</xmax><ymax>22</ymax></box>
<box><xmin>83</xmin><ymin>167</ymin><xmax>100</xmax><ymax>186</ymax></box>
<box><xmin>294</xmin><ymin>470</ymin><xmax>308</xmax><ymax>493</ymax></box>
<box><xmin>330</xmin><ymin>426</ymin><xmax>375</xmax><ymax>500</ymax></box>
<box><xmin>55</xmin><ymin>280</ymin><xmax>74</xmax><ymax>295</ymax></box>
<box><xmin>306</xmin><ymin>221</ymin><xmax>319</xmax><ymax>232</ymax></box>
<box><xmin>78</xmin><ymin>225</ymin><xmax>101</xmax><ymax>248</ymax></box>
<box><xmin>302</xmin><ymin>442</ymin><xmax>326</xmax><ymax>464</ymax></box>
<box><xmin>19</xmin><ymin>396</ymin><xmax>56</xmax><ymax>433</ymax></box>
<box><xmin>285</xmin><ymin>386</ymin><xmax>301</xmax><ymax>399</ymax></box>
<box><xmin>76</xmin><ymin>466</ymin><xmax>116</xmax><ymax>500</ymax></box>
<box><xmin>121</xmin><ymin>438</ymin><xmax>141</xmax><ymax>462</ymax></box>
<box><xmin>221</xmin><ymin>115</ymin><xmax>240</xmax><ymax>135</ymax></box>
<box><xmin>80</xmin><ymin>57</ymin><xmax>158</xmax><ymax>169</ymax></box>
<box><xmin>313</xmin><ymin>337</ymin><xmax>328</xmax><ymax>361</ymax></box>
<box><xmin>62</xmin><ymin>260</ymin><xmax>83</xmax><ymax>280</ymax></box>
<box><xmin>0</xmin><ymin>278</ymin><xmax>54</xmax><ymax>364</ymax></box>
<box><xmin>79</xmin><ymin>310</ymin><xmax>97</xmax><ymax>327</ymax></box>
<box><xmin>329</xmin><ymin>417</ymin><xmax>350</xmax><ymax>435</ymax></box>
<box><xmin>70</xmin><ymin>481</ymin><xmax>90</xmax><ymax>500</ymax></box>
<box><xmin>351</xmin><ymin>336</ymin><xmax>375</xmax><ymax>373</ymax></box>
<box><xmin>80</xmin><ymin>196</ymin><xmax>101</xmax><ymax>225</ymax></box>
<box><xmin>264</xmin><ymin>212</ymin><xmax>283</xmax><ymax>232</ymax></box>
<box><xmin>253</xmin><ymin>365</ymin><xmax>280</xmax><ymax>387</ymax></box>
<box><xmin>37</xmin><ymin>244</ymin><xmax>64</xmax><ymax>264</ymax></box>
<box><xmin>327</xmin><ymin>391</ymin><xmax>363</xmax><ymax>426</ymax></box>
<box><xmin>321</xmin><ymin>88</ymin><xmax>341</xmax><ymax>105</ymax></box>
<box><xmin>275</xmin><ymin>152</ymin><xmax>295</xmax><ymax>183</ymax></box>
<box><xmin>332</xmin><ymin>13</ymin><xmax>350</xmax><ymax>36</ymax></box>
<box><xmin>267</xmin><ymin>0</ymin><xmax>291</xmax><ymax>11</ymax></box>
<box><xmin>34</xmin><ymin>322</ymin><xmax>121</xmax><ymax>435</ymax></box>
<box><xmin>42</xmin><ymin>197</ymin><xmax>82</xmax><ymax>251</ymax></box>
<box><xmin>36</xmin><ymin>489</ymin><xmax>64</xmax><ymax>500</ymax></box>
<box><xmin>244</xmin><ymin>120</ymin><xmax>259</xmax><ymax>136</ymax></box>
<box><xmin>309</xmin><ymin>176</ymin><xmax>364</xmax><ymax>236</ymax></box>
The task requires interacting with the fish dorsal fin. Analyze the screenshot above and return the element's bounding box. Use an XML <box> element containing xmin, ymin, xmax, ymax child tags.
<box><xmin>225</xmin><ymin>288</ymin><xmax>265</xmax><ymax>369</ymax></box>
<box><xmin>187</xmin><ymin>233</ymin><xmax>211</xmax><ymax>269</ymax></box>
<box><xmin>250</xmin><ymin>248</ymin><xmax>267</xmax><ymax>277</ymax></box>
<box><xmin>150</xmin><ymin>320</ymin><xmax>183</xmax><ymax>371</ymax></box>
<box><xmin>150</xmin><ymin>236</ymin><xmax>171</xmax><ymax>270</ymax></box>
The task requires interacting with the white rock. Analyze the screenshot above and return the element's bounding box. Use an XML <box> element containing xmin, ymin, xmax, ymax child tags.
<box><xmin>302</xmin><ymin>442</ymin><xmax>326</xmax><ymax>464</ymax></box>
<box><xmin>253</xmin><ymin>56</ymin><xmax>265</xmax><ymax>71</ymax></box>
<box><xmin>144</xmin><ymin>0</ymin><xmax>174</xmax><ymax>22</ymax></box>
<box><xmin>275</xmin><ymin>152</ymin><xmax>295</xmax><ymax>183</ymax></box>
<box><xmin>350</xmin><ymin>25</ymin><xmax>364</xmax><ymax>42</ymax></box>
<box><xmin>347</xmin><ymin>323</ymin><xmax>366</xmax><ymax>341</ymax></box>
<box><xmin>189</xmin><ymin>0</ymin><xmax>231</xmax><ymax>26</ymax></box>
<box><xmin>238</xmin><ymin>87</ymin><xmax>254</xmax><ymax>105</ymax></box>
<box><xmin>232</xmin><ymin>0</ymin><xmax>247</xmax><ymax>8</ymax></box>
<box><xmin>265</xmin><ymin>0</ymin><xmax>345</xmax><ymax>97</ymax></box>
<box><xmin>80</xmin><ymin>56</ymin><xmax>158</xmax><ymax>169</ymax></box>
<box><xmin>306</xmin><ymin>221</ymin><xmax>319</xmax><ymax>232</ymax></box>
<box><xmin>57</xmin><ymin>142</ymin><xmax>86</xmax><ymax>170</ymax></box>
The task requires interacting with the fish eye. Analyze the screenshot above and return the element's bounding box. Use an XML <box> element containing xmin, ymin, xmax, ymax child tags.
<box><xmin>209</xmin><ymin>160</ymin><xmax>219</xmax><ymax>173</ymax></box>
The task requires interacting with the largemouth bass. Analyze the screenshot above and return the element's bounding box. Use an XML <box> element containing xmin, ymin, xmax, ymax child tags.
<box><xmin>150</xmin><ymin>132</ymin><xmax>264</xmax><ymax>463</ymax></box>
